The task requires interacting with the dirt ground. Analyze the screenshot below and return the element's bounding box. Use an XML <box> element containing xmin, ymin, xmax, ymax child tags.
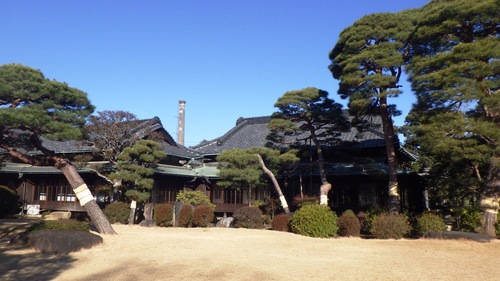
<box><xmin>1</xmin><ymin>223</ymin><xmax>499</xmax><ymax>281</ymax></box>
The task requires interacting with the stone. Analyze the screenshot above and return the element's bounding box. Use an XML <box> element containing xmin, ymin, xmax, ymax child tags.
<box><xmin>29</xmin><ymin>230</ymin><xmax>103</xmax><ymax>255</ymax></box>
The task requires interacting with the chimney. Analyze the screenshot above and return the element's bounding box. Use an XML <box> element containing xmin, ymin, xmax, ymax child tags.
<box><xmin>177</xmin><ymin>100</ymin><xmax>186</xmax><ymax>146</ymax></box>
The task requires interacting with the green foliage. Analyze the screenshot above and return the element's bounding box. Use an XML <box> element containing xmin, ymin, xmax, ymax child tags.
<box><xmin>178</xmin><ymin>204</ymin><xmax>193</xmax><ymax>227</ymax></box>
<box><xmin>271</xmin><ymin>214</ymin><xmax>291</xmax><ymax>232</ymax></box>
<box><xmin>455</xmin><ymin>206</ymin><xmax>482</xmax><ymax>233</ymax></box>
<box><xmin>290</xmin><ymin>205</ymin><xmax>338</xmax><ymax>238</ymax></box>
<box><xmin>233</xmin><ymin>206</ymin><xmax>264</xmax><ymax>229</ymax></box>
<box><xmin>103</xmin><ymin>202</ymin><xmax>130</xmax><ymax>224</ymax></box>
<box><xmin>0</xmin><ymin>185</ymin><xmax>20</xmax><ymax>218</ymax></box>
<box><xmin>293</xmin><ymin>195</ymin><xmax>319</xmax><ymax>209</ymax></box>
<box><xmin>370</xmin><ymin>213</ymin><xmax>411</xmax><ymax>239</ymax></box>
<box><xmin>416</xmin><ymin>212</ymin><xmax>447</xmax><ymax>236</ymax></box>
<box><xmin>154</xmin><ymin>203</ymin><xmax>173</xmax><ymax>227</ymax></box>
<box><xmin>0</xmin><ymin>64</ymin><xmax>94</xmax><ymax>140</ymax></box>
<box><xmin>176</xmin><ymin>190</ymin><xmax>215</xmax><ymax>209</ymax></box>
<box><xmin>192</xmin><ymin>205</ymin><xmax>214</xmax><ymax>227</ymax></box>
<box><xmin>337</xmin><ymin>210</ymin><xmax>361</xmax><ymax>237</ymax></box>
<box><xmin>28</xmin><ymin>219</ymin><xmax>90</xmax><ymax>233</ymax></box>
<box><xmin>109</xmin><ymin>140</ymin><xmax>166</xmax><ymax>203</ymax></box>
<box><xmin>216</xmin><ymin>149</ymin><xmax>264</xmax><ymax>190</ymax></box>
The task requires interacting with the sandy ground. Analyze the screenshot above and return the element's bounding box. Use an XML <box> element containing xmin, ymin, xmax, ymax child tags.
<box><xmin>1</xmin><ymin>223</ymin><xmax>499</xmax><ymax>281</ymax></box>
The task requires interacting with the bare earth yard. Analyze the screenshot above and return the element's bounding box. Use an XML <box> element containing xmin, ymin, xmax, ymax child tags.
<box><xmin>1</xmin><ymin>224</ymin><xmax>499</xmax><ymax>281</ymax></box>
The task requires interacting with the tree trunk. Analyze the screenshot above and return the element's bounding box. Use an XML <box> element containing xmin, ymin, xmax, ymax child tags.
<box><xmin>310</xmin><ymin>132</ymin><xmax>331</xmax><ymax>206</ymax></box>
<box><xmin>56</xmin><ymin>157</ymin><xmax>117</xmax><ymax>234</ymax></box>
<box><xmin>480</xmin><ymin>156</ymin><xmax>499</xmax><ymax>236</ymax></box>
<box><xmin>380</xmin><ymin>97</ymin><xmax>400</xmax><ymax>214</ymax></box>
<box><xmin>255</xmin><ymin>154</ymin><xmax>290</xmax><ymax>214</ymax></box>
<box><xmin>129</xmin><ymin>200</ymin><xmax>137</xmax><ymax>225</ymax></box>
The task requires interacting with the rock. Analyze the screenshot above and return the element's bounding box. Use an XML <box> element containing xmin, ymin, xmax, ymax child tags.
<box><xmin>28</xmin><ymin>230</ymin><xmax>103</xmax><ymax>255</ymax></box>
<box><xmin>139</xmin><ymin>220</ymin><xmax>156</xmax><ymax>227</ymax></box>
<box><xmin>44</xmin><ymin>211</ymin><xmax>71</xmax><ymax>220</ymax></box>
<box><xmin>216</xmin><ymin>216</ymin><xmax>234</xmax><ymax>228</ymax></box>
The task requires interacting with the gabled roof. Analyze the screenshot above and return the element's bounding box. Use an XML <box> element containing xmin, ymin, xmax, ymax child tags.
<box><xmin>190</xmin><ymin>114</ymin><xmax>388</xmax><ymax>155</ymax></box>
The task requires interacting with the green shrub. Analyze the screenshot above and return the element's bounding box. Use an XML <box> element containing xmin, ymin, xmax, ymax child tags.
<box><xmin>0</xmin><ymin>185</ymin><xmax>20</xmax><ymax>218</ymax></box>
<box><xmin>178</xmin><ymin>204</ymin><xmax>193</xmax><ymax>227</ymax></box>
<box><xmin>233</xmin><ymin>206</ymin><xmax>263</xmax><ymax>229</ymax></box>
<box><xmin>176</xmin><ymin>190</ymin><xmax>215</xmax><ymax>209</ymax></box>
<box><xmin>28</xmin><ymin>219</ymin><xmax>90</xmax><ymax>233</ymax></box>
<box><xmin>293</xmin><ymin>195</ymin><xmax>319</xmax><ymax>209</ymax></box>
<box><xmin>154</xmin><ymin>203</ymin><xmax>173</xmax><ymax>227</ymax></box>
<box><xmin>364</xmin><ymin>206</ymin><xmax>386</xmax><ymax>232</ymax></box>
<box><xmin>290</xmin><ymin>205</ymin><xmax>338</xmax><ymax>238</ymax></box>
<box><xmin>103</xmin><ymin>202</ymin><xmax>130</xmax><ymax>224</ymax></box>
<box><xmin>456</xmin><ymin>206</ymin><xmax>482</xmax><ymax>232</ymax></box>
<box><xmin>271</xmin><ymin>214</ymin><xmax>291</xmax><ymax>232</ymax></box>
<box><xmin>370</xmin><ymin>213</ymin><xmax>411</xmax><ymax>239</ymax></box>
<box><xmin>192</xmin><ymin>205</ymin><xmax>214</xmax><ymax>227</ymax></box>
<box><xmin>337</xmin><ymin>210</ymin><xmax>361</xmax><ymax>237</ymax></box>
<box><xmin>416</xmin><ymin>212</ymin><xmax>447</xmax><ymax>236</ymax></box>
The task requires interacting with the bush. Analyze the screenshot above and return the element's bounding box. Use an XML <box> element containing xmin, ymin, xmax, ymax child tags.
<box><xmin>0</xmin><ymin>185</ymin><xmax>20</xmax><ymax>218</ymax></box>
<box><xmin>28</xmin><ymin>219</ymin><xmax>90</xmax><ymax>233</ymax></box>
<box><xmin>416</xmin><ymin>212</ymin><xmax>446</xmax><ymax>236</ymax></box>
<box><xmin>337</xmin><ymin>210</ymin><xmax>361</xmax><ymax>237</ymax></box>
<box><xmin>456</xmin><ymin>206</ymin><xmax>482</xmax><ymax>232</ymax></box>
<box><xmin>178</xmin><ymin>204</ymin><xmax>193</xmax><ymax>227</ymax></box>
<box><xmin>370</xmin><ymin>213</ymin><xmax>411</xmax><ymax>239</ymax></box>
<box><xmin>176</xmin><ymin>190</ymin><xmax>215</xmax><ymax>209</ymax></box>
<box><xmin>271</xmin><ymin>214</ymin><xmax>291</xmax><ymax>232</ymax></box>
<box><xmin>154</xmin><ymin>203</ymin><xmax>173</xmax><ymax>227</ymax></box>
<box><xmin>192</xmin><ymin>205</ymin><xmax>214</xmax><ymax>227</ymax></box>
<box><xmin>103</xmin><ymin>202</ymin><xmax>130</xmax><ymax>224</ymax></box>
<box><xmin>233</xmin><ymin>206</ymin><xmax>263</xmax><ymax>229</ymax></box>
<box><xmin>293</xmin><ymin>195</ymin><xmax>319</xmax><ymax>209</ymax></box>
<box><xmin>290</xmin><ymin>205</ymin><xmax>338</xmax><ymax>238</ymax></box>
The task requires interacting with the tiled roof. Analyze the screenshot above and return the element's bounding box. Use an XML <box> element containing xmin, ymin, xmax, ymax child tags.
<box><xmin>190</xmin><ymin>114</ymin><xmax>388</xmax><ymax>155</ymax></box>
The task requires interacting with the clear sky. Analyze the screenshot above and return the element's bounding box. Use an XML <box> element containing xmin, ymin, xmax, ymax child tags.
<box><xmin>1</xmin><ymin>0</ymin><xmax>429</xmax><ymax>147</ymax></box>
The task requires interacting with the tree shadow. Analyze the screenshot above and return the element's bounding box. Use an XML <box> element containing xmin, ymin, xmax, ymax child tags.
<box><xmin>0</xmin><ymin>244</ymin><xmax>76</xmax><ymax>281</ymax></box>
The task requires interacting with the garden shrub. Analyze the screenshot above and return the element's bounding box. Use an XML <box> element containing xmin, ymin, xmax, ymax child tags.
<box><xmin>293</xmin><ymin>195</ymin><xmax>319</xmax><ymax>209</ymax></box>
<box><xmin>416</xmin><ymin>212</ymin><xmax>446</xmax><ymax>236</ymax></box>
<box><xmin>290</xmin><ymin>204</ymin><xmax>338</xmax><ymax>238</ymax></box>
<box><xmin>0</xmin><ymin>185</ymin><xmax>20</xmax><ymax>218</ymax></box>
<box><xmin>192</xmin><ymin>205</ymin><xmax>214</xmax><ymax>227</ymax></box>
<box><xmin>28</xmin><ymin>219</ymin><xmax>90</xmax><ymax>233</ymax></box>
<box><xmin>370</xmin><ymin>213</ymin><xmax>411</xmax><ymax>239</ymax></box>
<box><xmin>337</xmin><ymin>210</ymin><xmax>361</xmax><ymax>237</ymax></box>
<box><xmin>456</xmin><ymin>206</ymin><xmax>482</xmax><ymax>232</ymax></box>
<box><xmin>103</xmin><ymin>202</ymin><xmax>130</xmax><ymax>224</ymax></box>
<box><xmin>364</xmin><ymin>206</ymin><xmax>386</xmax><ymax>232</ymax></box>
<box><xmin>271</xmin><ymin>214</ymin><xmax>291</xmax><ymax>232</ymax></box>
<box><xmin>178</xmin><ymin>204</ymin><xmax>193</xmax><ymax>227</ymax></box>
<box><xmin>233</xmin><ymin>206</ymin><xmax>263</xmax><ymax>229</ymax></box>
<box><xmin>154</xmin><ymin>203</ymin><xmax>173</xmax><ymax>227</ymax></box>
<box><xmin>176</xmin><ymin>190</ymin><xmax>215</xmax><ymax>209</ymax></box>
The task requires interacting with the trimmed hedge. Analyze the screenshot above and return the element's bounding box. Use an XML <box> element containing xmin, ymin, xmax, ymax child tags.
<box><xmin>178</xmin><ymin>204</ymin><xmax>194</xmax><ymax>227</ymax></box>
<box><xmin>28</xmin><ymin>219</ymin><xmax>90</xmax><ymax>233</ymax></box>
<box><xmin>233</xmin><ymin>206</ymin><xmax>263</xmax><ymax>229</ymax></box>
<box><xmin>290</xmin><ymin>205</ymin><xmax>338</xmax><ymax>238</ymax></box>
<box><xmin>103</xmin><ymin>202</ymin><xmax>130</xmax><ymax>224</ymax></box>
<box><xmin>154</xmin><ymin>203</ymin><xmax>173</xmax><ymax>227</ymax></box>
<box><xmin>192</xmin><ymin>205</ymin><xmax>214</xmax><ymax>227</ymax></box>
<box><xmin>370</xmin><ymin>213</ymin><xmax>411</xmax><ymax>239</ymax></box>
<box><xmin>416</xmin><ymin>212</ymin><xmax>446</xmax><ymax>236</ymax></box>
<box><xmin>337</xmin><ymin>210</ymin><xmax>361</xmax><ymax>237</ymax></box>
<box><xmin>271</xmin><ymin>214</ymin><xmax>291</xmax><ymax>232</ymax></box>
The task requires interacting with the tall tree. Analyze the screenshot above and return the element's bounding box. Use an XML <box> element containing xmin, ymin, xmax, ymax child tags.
<box><xmin>404</xmin><ymin>0</ymin><xmax>499</xmax><ymax>235</ymax></box>
<box><xmin>0</xmin><ymin>63</ymin><xmax>115</xmax><ymax>234</ymax></box>
<box><xmin>328</xmin><ymin>11</ymin><xmax>416</xmax><ymax>213</ymax></box>
<box><xmin>108</xmin><ymin>139</ymin><xmax>166</xmax><ymax>224</ymax></box>
<box><xmin>268</xmin><ymin>87</ymin><xmax>348</xmax><ymax>206</ymax></box>
<box><xmin>217</xmin><ymin>147</ymin><xmax>298</xmax><ymax>213</ymax></box>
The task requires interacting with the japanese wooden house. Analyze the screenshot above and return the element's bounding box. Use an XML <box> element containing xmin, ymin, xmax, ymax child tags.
<box><xmin>1</xmin><ymin>114</ymin><xmax>425</xmax><ymax>215</ymax></box>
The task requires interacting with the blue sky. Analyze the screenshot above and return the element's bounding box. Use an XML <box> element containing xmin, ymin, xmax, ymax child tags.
<box><xmin>1</xmin><ymin>0</ymin><xmax>429</xmax><ymax>147</ymax></box>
